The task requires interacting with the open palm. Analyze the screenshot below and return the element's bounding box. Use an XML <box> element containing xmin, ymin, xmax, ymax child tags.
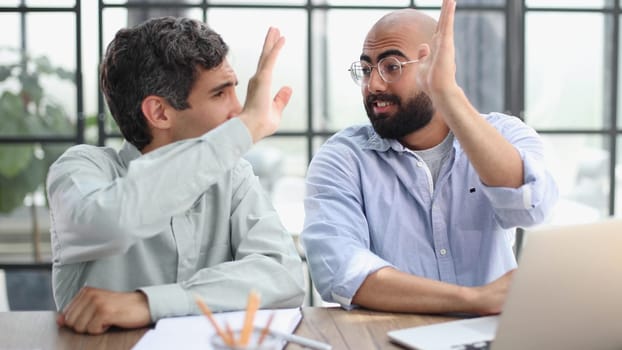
<box><xmin>416</xmin><ymin>0</ymin><xmax>458</xmax><ymax>99</ymax></box>
<box><xmin>240</xmin><ymin>27</ymin><xmax>292</xmax><ymax>143</ymax></box>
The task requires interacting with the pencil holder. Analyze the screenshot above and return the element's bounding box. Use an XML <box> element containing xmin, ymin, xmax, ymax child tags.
<box><xmin>210</xmin><ymin>329</ymin><xmax>282</xmax><ymax>350</ymax></box>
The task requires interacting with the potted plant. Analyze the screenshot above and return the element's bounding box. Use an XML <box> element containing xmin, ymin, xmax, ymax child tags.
<box><xmin>0</xmin><ymin>48</ymin><xmax>75</xmax><ymax>261</ymax></box>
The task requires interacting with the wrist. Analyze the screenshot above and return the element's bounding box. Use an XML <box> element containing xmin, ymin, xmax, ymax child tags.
<box><xmin>238</xmin><ymin>113</ymin><xmax>258</xmax><ymax>143</ymax></box>
<box><xmin>430</xmin><ymin>84</ymin><xmax>465</xmax><ymax>109</ymax></box>
<box><xmin>457</xmin><ymin>285</ymin><xmax>480</xmax><ymax>314</ymax></box>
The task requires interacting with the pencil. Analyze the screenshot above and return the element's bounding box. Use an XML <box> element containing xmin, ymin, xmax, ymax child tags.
<box><xmin>194</xmin><ymin>295</ymin><xmax>234</xmax><ymax>346</ymax></box>
<box><xmin>239</xmin><ymin>290</ymin><xmax>261</xmax><ymax>346</ymax></box>
<box><xmin>225</xmin><ymin>321</ymin><xmax>236</xmax><ymax>346</ymax></box>
<box><xmin>257</xmin><ymin>311</ymin><xmax>275</xmax><ymax>345</ymax></box>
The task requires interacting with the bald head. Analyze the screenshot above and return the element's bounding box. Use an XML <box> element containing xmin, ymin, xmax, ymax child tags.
<box><xmin>365</xmin><ymin>9</ymin><xmax>437</xmax><ymax>50</ymax></box>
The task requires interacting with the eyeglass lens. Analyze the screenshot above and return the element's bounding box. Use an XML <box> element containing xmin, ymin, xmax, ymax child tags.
<box><xmin>350</xmin><ymin>57</ymin><xmax>404</xmax><ymax>85</ymax></box>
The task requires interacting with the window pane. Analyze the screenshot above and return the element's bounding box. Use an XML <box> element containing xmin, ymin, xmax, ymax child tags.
<box><xmin>525</xmin><ymin>13</ymin><xmax>606</xmax><ymax>129</ymax></box>
<box><xmin>0</xmin><ymin>14</ymin><xmax>20</xmax><ymax>48</ymax></box>
<box><xmin>26</xmin><ymin>13</ymin><xmax>77</xmax><ymax>130</ymax></box>
<box><xmin>0</xmin><ymin>143</ymin><xmax>70</xmax><ymax>263</ymax></box>
<box><xmin>1</xmin><ymin>16</ymin><xmax>76</xmax><ymax>137</ymax></box>
<box><xmin>102</xmin><ymin>9</ymin><xmax>128</xmax><ymax>47</ymax></box>
<box><xmin>248</xmin><ymin>137</ymin><xmax>308</xmax><ymax>234</ymax></box>
<box><xmin>102</xmin><ymin>8</ymin><xmax>203</xmax><ymax>46</ymax></box>
<box><xmin>455</xmin><ymin>11</ymin><xmax>505</xmax><ymax>114</ymax></box>
<box><xmin>542</xmin><ymin>135</ymin><xmax>608</xmax><ymax>224</ymax></box>
<box><xmin>319</xmin><ymin>9</ymin><xmax>387</xmax><ymax>132</ymax></box>
<box><xmin>526</xmin><ymin>0</ymin><xmax>611</xmax><ymax>8</ymax></box>
<box><xmin>208</xmin><ymin>9</ymin><xmax>307</xmax><ymax>132</ymax></box>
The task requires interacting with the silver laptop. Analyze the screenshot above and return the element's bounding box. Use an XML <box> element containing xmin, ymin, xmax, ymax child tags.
<box><xmin>388</xmin><ymin>218</ymin><xmax>622</xmax><ymax>350</ymax></box>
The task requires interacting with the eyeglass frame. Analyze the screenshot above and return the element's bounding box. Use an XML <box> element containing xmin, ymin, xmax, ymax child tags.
<box><xmin>348</xmin><ymin>56</ymin><xmax>419</xmax><ymax>86</ymax></box>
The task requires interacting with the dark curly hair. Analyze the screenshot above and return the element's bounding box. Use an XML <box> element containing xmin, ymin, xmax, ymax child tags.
<box><xmin>100</xmin><ymin>17</ymin><xmax>229</xmax><ymax>150</ymax></box>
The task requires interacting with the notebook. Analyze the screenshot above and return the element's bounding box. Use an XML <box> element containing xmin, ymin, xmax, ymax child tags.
<box><xmin>132</xmin><ymin>307</ymin><xmax>302</xmax><ymax>350</ymax></box>
<box><xmin>387</xmin><ymin>218</ymin><xmax>622</xmax><ymax>350</ymax></box>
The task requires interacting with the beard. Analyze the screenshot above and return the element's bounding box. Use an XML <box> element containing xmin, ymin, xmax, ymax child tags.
<box><xmin>364</xmin><ymin>91</ymin><xmax>435</xmax><ymax>139</ymax></box>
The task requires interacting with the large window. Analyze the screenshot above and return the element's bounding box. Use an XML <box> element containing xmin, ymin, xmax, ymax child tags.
<box><xmin>1</xmin><ymin>0</ymin><xmax>619</xmax><ymax>265</ymax></box>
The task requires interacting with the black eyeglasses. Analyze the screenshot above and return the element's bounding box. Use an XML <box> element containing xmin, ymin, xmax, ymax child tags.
<box><xmin>348</xmin><ymin>57</ymin><xmax>419</xmax><ymax>86</ymax></box>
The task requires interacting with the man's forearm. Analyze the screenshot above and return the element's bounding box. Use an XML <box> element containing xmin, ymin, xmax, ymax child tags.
<box><xmin>434</xmin><ymin>87</ymin><xmax>523</xmax><ymax>188</ymax></box>
<box><xmin>352</xmin><ymin>267</ymin><xmax>473</xmax><ymax>313</ymax></box>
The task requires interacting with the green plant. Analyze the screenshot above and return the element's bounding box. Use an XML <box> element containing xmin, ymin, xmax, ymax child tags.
<box><xmin>0</xmin><ymin>48</ymin><xmax>74</xmax><ymax>214</ymax></box>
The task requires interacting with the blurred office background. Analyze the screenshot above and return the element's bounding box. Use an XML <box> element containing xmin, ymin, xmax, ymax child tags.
<box><xmin>0</xmin><ymin>0</ymin><xmax>618</xmax><ymax>310</ymax></box>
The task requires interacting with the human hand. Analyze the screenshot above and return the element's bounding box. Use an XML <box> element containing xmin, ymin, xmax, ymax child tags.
<box><xmin>56</xmin><ymin>286</ymin><xmax>151</xmax><ymax>334</ymax></box>
<box><xmin>238</xmin><ymin>27</ymin><xmax>293</xmax><ymax>143</ymax></box>
<box><xmin>415</xmin><ymin>0</ymin><xmax>459</xmax><ymax>101</ymax></box>
<box><xmin>469</xmin><ymin>269</ymin><xmax>515</xmax><ymax>315</ymax></box>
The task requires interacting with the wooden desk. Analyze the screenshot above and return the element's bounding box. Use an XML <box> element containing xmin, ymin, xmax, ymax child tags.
<box><xmin>0</xmin><ymin>307</ymin><xmax>457</xmax><ymax>350</ymax></box>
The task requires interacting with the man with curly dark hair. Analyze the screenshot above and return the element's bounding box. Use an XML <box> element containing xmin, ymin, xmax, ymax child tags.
<box><xmin>46</xmin><ymin>17</ymin><xmax>305</xmax><ymax>334</ymax></box>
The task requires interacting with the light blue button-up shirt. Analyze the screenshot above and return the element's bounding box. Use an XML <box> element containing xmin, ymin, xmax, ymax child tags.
<box><xmin>302</xmin><ymin>112</ymin><xmax>558</xmax><ymax>308</ymax></box>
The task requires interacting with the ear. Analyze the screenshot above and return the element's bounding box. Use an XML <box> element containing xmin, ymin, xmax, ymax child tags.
<box><xmin>415</xmin><ymin>43</ymin><xmax>431</xmax><ymax>61</ymax></box>
<box><xmin>141</xmin><ymin>95</ymin><xmax>173</xmax><ymax>130</ymax></box>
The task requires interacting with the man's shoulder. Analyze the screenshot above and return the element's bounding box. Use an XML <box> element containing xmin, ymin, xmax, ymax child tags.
<box><xmin>481</xmin><ymin>112</ymin><xmax>536</xmax><ymax>138</ymax></box>
<box><xmin>310</xmin><ymin>124</ymin><xmax>378</xmax><ymax>172</ymax></box>
<box><xmin>482</xmin><ymin>112</ymin><xmax>525</xmax><ymax>127</ymax></box>
<box><xmin>323</xmin><ymin>124</ymin><xmax>376</xmax><ymax>149</ymax></box>
<box><xmin>54</xmin><ymin>144</ymin><xmax>121</xmax><ymax>168</ymax></box>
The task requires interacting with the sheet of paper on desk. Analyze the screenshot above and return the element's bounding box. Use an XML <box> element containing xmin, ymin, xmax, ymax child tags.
<box><xmin>132</xmin><ymin>307</ymin><xmax>302</xmax><ymax>350</ymax></box>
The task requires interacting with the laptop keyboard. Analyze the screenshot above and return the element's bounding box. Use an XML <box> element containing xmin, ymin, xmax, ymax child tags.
<box><xmin>451</xmin><ymin>340</ymin><xmax>492</xmax><ymax>350</ymax></box>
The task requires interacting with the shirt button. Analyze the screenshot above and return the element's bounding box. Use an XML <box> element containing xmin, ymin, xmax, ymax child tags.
<box><xmin>439</xmin><ymin>248</ymin><xmax>447</xmax><ymax>256</ymax></box>
<box><xmin>416</xmin><ymin>161</ymin><xmax>424</xmax><ymax>167</ymax></box>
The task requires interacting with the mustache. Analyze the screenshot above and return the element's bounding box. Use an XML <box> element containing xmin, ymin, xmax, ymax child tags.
<box><xmin>366</xmin><ymin>93</ymin><xmax>401</xmax><ymax>106</ymax></box>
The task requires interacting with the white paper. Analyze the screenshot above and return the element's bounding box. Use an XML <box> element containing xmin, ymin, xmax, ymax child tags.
<box><xmin>132</xmin><ymin>307</ymin><xmax>302</xmax><ymax>350</ymax></box>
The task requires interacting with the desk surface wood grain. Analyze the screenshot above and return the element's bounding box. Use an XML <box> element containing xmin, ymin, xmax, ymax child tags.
<box><xmin>0</xmin><ymin>307</ymin><xmax>457</xmax><ymax>350</ymax></box>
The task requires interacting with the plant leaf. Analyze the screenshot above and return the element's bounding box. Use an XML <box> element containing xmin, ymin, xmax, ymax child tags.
<box><xmin>0</xmin><ymin>156</ymin><xmax>45</xmax><ymax>213</ymax></box>
<box><xmin>0</xmin><ymin>145</ymin><xmax>34</xmax><ymax>178</ymax></box>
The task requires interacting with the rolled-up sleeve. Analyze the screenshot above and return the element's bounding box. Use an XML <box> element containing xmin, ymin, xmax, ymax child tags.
<box><xmin>480</xmin><ymin>114</ymin><xmax>559</xmax><ymax>229</ymax></box>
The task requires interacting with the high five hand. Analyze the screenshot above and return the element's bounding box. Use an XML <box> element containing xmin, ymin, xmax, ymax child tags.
<box><xmin>239</xmin><ymin>27</ymin><xmax>293</xmax><ymax>143</ymax></box>
<box><xmin>416</xmin><ymin>0</ymin><xmax>458</xmax><ymax>101</ymax></box>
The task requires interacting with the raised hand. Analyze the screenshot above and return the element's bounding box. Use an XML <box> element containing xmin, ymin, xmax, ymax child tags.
<box><xmin>416</xmin><ymin>0</ymin><xmax>458</xmax><ymax>101</ymax></box>
<box><xmin>238</xmin><ymin>27</ymin><xmax>293</xmax><ymax>143</ymax></box>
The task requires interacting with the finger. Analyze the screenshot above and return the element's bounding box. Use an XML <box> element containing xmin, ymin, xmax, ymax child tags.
<box><xmin>86</xmin><ymin>312</ymin><xmax>111</xmax><ymax>335</ymax></box>
<box><xmin>257</xmin><ymin>27</ymin><xmax>281</xmax><ymax>69</ymax></box>
<box><xmin>273</xmin><ymin>86</ymin><xmax>293</xmax><ymax>114</ymax></box>
<box><xmin>63</xmin><ymin>286</ymin><xmax>98</xmax><ymax>330</ymax></box>
<box><xmin>438</xmin><ymin>0</ymin><xmax>456</xmax><ymax>36</ymax></box>
<box><xmin>258</xmin><ymin>30</ymin><xmax>286</xmax><ymax>73</ymax></box>
<box><xmin>445</xmin><ymin>0</ymin><xmax>456</xmax><ymax>38</ymax></box>
<box><xmin>56</xmin><ymin>313</ymin><xmax>66</xmax><ymax>327</ymax></box>
<box><xmin>72</xmin><ymin>301</ymin><xmax>98</xmax><ymax>333</ymax></box>
<box><xmin>62</xmin><ymin>288</ymin><xmax>86</xmax><ymax>327</ymax></box>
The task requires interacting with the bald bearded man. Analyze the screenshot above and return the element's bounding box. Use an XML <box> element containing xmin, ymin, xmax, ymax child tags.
<box><xmin>302</xmin><ymin>0</ymin><xmax>558</xmax><ymax>315</ymax></box>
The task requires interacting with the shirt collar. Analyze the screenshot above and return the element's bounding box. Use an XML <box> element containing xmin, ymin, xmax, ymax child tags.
<box><xmin>361</xmin><ymin>127</ymin><xmax>462</xmax><ymax>156</ymax></box>
<box><xmin>362</xmin><ymin>129</ymin><xmax>407</xmax><ymax>153</ymax></box>
<box><xmin>118</xmin><ymin>140</ymin><xmax>142</xmax><ymax>168</ymax></box>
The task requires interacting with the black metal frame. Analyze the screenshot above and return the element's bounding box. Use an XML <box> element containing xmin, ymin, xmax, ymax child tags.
<box><xmin>0</xmin><ymin>1</ymin><xmax>84</xmax><ymax>145</ymax></box>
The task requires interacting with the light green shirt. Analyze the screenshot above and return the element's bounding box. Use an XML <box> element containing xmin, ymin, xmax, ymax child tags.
<box><xmin>46</xmin><ymin>118</ymin><xmax>305</xmax><ymax>321</ymax></box>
